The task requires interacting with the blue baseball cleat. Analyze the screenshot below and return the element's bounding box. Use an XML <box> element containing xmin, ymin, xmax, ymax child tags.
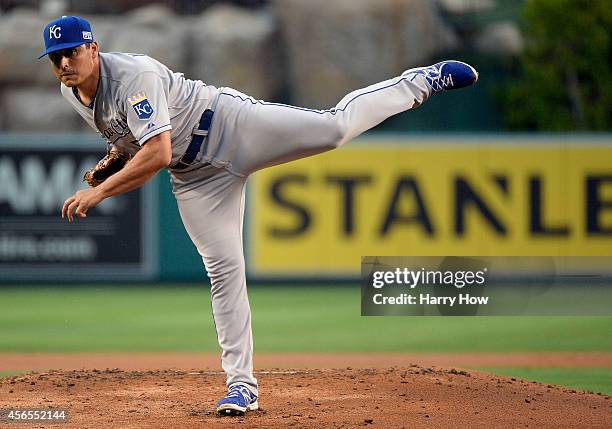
<box><xmin>216</xmin><ymin>383</ymin><xmax>259</xmax><ymax>416</ymax></box>
<box><xmin>404</xmin><ymin>60</ymin><xmax>479</xmax><ymax>94</ymax></box>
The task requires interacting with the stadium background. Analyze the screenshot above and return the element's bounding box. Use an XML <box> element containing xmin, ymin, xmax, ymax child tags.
<box><xmin>1</xmin><ymin>0</ymin><xmax>611</xmax><ymax>397</ymax></box>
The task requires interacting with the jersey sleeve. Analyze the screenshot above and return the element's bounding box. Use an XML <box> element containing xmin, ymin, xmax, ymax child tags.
<box><xmin>122</xmin><ymin>71</ymin><xmax>172</xmax><ymax>145</ymax></box>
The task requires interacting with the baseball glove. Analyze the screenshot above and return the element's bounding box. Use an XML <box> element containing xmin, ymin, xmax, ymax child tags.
<box><xmin>83</xmin><ymin>148</ymin><xmax>131</xmax><ymax>187</ymax></box>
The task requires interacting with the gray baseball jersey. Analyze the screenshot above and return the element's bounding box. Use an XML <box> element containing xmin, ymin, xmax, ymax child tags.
<box><xmin>62</xmin><ymin>50</ymin><xmax>436</xmax><ymax>397</ymax></box>
<box><xmin>61</xmin><ymin>52</ymin><xmax>218</xmax><ymax>169</ymax></box>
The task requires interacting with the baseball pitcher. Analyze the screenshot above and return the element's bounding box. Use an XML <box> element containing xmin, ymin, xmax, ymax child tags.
<box><xmin>39</xmin><ymin>16</ymin><xmax>478</xmax><ymax>416</ymax></box>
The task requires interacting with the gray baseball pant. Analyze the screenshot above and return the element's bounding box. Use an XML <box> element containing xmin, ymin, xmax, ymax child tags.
<box><xmin>174</xmin><ymin>71</ymin><xmax>431</xmax><ymax>395</ymax></box>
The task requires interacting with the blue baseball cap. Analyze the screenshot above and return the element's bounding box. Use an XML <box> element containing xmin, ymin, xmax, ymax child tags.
<box><xmin>38</xmin><ymin>16</ymin><xmax>94</xmax><ymax>59</ymax></box>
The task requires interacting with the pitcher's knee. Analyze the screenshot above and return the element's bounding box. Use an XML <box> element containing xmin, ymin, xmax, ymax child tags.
<box><xmin>323</xmin><ymin>121</ymin><xmax>348</xmax><ymax>150</ymax></box>
<box><xmin>204</xmin><ymin>254</ymin><xmax>246</xmax><ymax>291</ymax></box>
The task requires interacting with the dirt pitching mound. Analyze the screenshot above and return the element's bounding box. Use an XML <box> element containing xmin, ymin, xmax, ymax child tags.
<box><xmin>1</xmin><ymin>366</ymin><xmax>609</xmax><ymax>428</ymax></box>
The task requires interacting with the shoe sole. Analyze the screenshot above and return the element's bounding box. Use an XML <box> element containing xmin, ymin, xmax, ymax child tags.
<box><xmin>216</xmin><ymin>400</ymin><xmax>259</xmax><ymax>416</ymax></box>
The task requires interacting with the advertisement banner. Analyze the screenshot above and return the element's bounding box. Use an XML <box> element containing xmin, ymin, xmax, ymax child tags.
<box><xmin>0</xmin><ymin>136</ymin><xmax>157</xmax><ymax>281</ymax></box>
<box><xmin>248</xmin><ymin>136</ymin><xmax>612</xmax><ymax>277</ymax></box>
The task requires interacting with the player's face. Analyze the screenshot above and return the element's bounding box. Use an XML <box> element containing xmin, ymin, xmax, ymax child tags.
<box><xmin>49</xmin><ymin>42</ymin><xmax>98</xmax><ymax>87</ymax></box>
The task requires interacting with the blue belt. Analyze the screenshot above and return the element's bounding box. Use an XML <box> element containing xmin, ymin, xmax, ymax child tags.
<box><xmin>172</xmin><ymin>109</ymin><xmax>214</xmax><ymax>170</ymax></box>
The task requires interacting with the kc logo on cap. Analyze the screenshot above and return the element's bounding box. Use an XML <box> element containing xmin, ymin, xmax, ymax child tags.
<box><xmin>49</xmin><ymin>24</ymin><xmax>61</xmax><ymax>39</ymax></box>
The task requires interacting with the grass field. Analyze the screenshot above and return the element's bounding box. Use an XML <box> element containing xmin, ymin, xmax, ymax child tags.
<box><xmin>478</xmin><ymin>368</ymin><xmax>612</xmax><ymax>395</ymax></box>
<box><xmin>0</xmin><ymin>285</ymin><xmax>610</xmax><ymax>393</ymax></box>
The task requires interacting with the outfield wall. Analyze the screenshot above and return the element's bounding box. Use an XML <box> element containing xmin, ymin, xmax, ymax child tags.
<box><xmin>1</xmin><ymin>134</ymin><xmax>611</xmax><ymax>282</ymax></box>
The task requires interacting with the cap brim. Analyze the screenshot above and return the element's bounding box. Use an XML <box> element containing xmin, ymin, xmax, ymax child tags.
<box><xmin>37</xmin><ymin>41</ymin><xmax>88</xmax><ymax>59</ymax></box>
